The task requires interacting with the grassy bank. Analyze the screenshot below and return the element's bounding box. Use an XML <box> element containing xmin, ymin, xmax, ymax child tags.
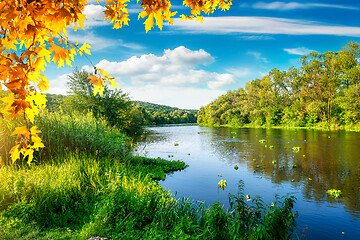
<box><xmin>0</xmin><ymin>111</ymin><xmax>297</xmax><ymax>239</ymax></box>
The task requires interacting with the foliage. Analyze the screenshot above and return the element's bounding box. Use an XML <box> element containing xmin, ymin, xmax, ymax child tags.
<box><xmin>327</xmin><ymin>189</ymin><xmax>342</xmax><ymax>199</ymax></box>
<box><xmin>132</xmin><ymin>101</ymin><xmax>198</xmax><ymax>125</ymax></box>
<box><xmin>0</xmin><ymin>0</ymin><xmax>232</xmax><ymax>163</ymax></box>
<box><xmin>218</xmin><ymin>179</ymin><xmax>227</xmax><ymax>190</ymax></box>
<box><xmin>62</xmin><ymin>68</ymin><xmax>139</xmax><ymax>133</ymax></box>
<box><xmin>198</xmin><ymin>42</ymin><xmax>360</xmax><ymax>129</ymax></box>
<box><xmin>44</xmin><ymin>93</ymin><xmax>198</xmax><ymax>129</ymax></box>
<box><xmin>44</xmin><ymin>94</ymin><xmax>66</xmax><ymax>113</ymax></box>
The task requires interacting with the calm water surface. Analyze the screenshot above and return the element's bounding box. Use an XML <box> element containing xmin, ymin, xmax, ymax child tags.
<box><xmin>136</xmin><ymin>125</ymin><xmax>360</xmax><ymax>239</ymax></box>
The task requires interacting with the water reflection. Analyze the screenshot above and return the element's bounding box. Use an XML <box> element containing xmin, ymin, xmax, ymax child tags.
<box><xmin>198</xmin><ymin>127</ymin><xmax>360</xmax><ymax>219</ymax></box>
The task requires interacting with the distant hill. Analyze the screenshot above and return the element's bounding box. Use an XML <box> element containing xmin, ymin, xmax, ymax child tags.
<box><xmin>132</xmin><ymin>101</ymin><xmax>198</xmax><ymax>115</ymax></box>
<box><xmin>132</xmin><ymin>101</ymin><xmax>198</xmax><ymax>125</ymax></box>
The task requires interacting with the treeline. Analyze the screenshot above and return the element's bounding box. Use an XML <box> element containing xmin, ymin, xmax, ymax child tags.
<box><xmin>44</xmin><ymin>69</ymin><xmax>197</xmax><ymax>134</ymax></box>
<box><xmin>198</xmin><ymin>42</ymin><xmax>360</xmax><ymax>128</ymax></box>
<box><xmin>132</xmin><ymin>101</ymin><xmax>197</xmax><ymax>125</ymax></box>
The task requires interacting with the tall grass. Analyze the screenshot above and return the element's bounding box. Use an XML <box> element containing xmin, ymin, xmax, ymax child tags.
<box><xmin>35</xmin><ymin>110</ymin><xmax>131</xmax><ymax>162</ymax></box>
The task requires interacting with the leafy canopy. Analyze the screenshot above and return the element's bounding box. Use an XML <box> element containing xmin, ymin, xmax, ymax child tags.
<box><xmin>0</xmin><ymin>0</ymin><xmax>232</xmax><ymax>164</ymax></box>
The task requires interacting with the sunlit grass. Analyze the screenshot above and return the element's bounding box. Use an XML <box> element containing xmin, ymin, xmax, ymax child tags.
<box><xmin>35</xmin><ymin>111</ymin><xmax>131</xmax><ymax>162</ymax></box>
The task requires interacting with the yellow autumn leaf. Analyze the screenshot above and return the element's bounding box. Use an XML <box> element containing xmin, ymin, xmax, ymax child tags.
<box><xmin>25</xmin><ymin>148</ymin><xmax>34</xmax><ymax>165</ymax></box>
<box><xmin>25</xmin><ymin>107</ymin><xmax>36</xmax><ymax>123</ymax></box>
<box><xmin>10</xmin><ymin>145</ymin><xmax>21</xmax><ymax>164</ymax></box>
<box><xmin>12</xmin><ymin>126</ymin><xmax>30</xmax><ymax>138</ymax></box>
<box><xmin>109</xmin><ymin>79</ymin><xmax>118</xmax><ymax>88</ymax></box>
<box><xmin>79</xmin><ymin>42</ymin><xmax>91</xmax><ymax>56</ymax></box>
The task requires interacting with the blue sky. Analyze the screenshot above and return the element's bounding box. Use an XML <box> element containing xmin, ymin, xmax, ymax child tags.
<box><xmin>46</xmin><ymin>0</ymin><xmax>360</xmax><ymax>109</ymax></box>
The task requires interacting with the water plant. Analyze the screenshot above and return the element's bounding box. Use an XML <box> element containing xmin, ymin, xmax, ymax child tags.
<box><xmin>327</xmin><ymin>189</ymin><xmax>342</xmax><ymax>199</ymax></box>
<box><xmin>292</xmin><ymin>146</ymin><xmax>301</xmax><ymax>152</ymax></box>
<box><xmin>174</xmin><ymin>143</ymin><xmax>179</xmax><ymax>146</ymax></box>
<box><xmin>234</xmin><ymin>165</ymin><xmax>239</xmax><ymax>170</ymax></box>
<box><xmin>218</xmin><ymin>179</ymin><xmax>227</xmax><ymax>190</ymax></box>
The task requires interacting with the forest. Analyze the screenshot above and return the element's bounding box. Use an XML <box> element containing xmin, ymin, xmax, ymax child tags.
<box><xmin>198</xmin><ymin>42</ymin><xmax>360</xmax><ymax>129</ymax></box>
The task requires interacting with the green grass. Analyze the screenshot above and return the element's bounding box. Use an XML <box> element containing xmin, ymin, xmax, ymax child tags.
<box><xmin>34</xmin><ymin>111</ymin><xmax>131</xmax><ymax>162</ymax></box>
<box><xmin>0</xmin><ymin>111</ymin><xmax>298</xmax><ymax>239</ymax></box>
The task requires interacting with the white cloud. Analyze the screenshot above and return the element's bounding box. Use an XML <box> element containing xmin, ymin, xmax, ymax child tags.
<box><xmin>248</xmin><ymin>51</ymin><xmax>268</xmax><ymax>63</ymax></box>
<box><xmin>81</xmin><ymin>46</ymin><xmax>243</xmax><ymax>108</ymax></box>
<box><xmin>83</xmin><ymin>4</ymin><xmax>110</xmax><ymax>28</ymax></box>
<box><xmin>164</xmin><ymin>47</ymin><xmax>213</xmax><ymax>66</ymax></box>
<box><xmin>47</xmin><ymin>73</ymin><xmax>69</xmax><ymax>95</ymax></box>
<box><xmin>50</xmin><ymin>47</ymin><xmax>238</xmax><ymax>108</ymax></box>
<box><xmin>237</xmin><ymin>35</ymin><xmax>275</xmax><ymax>40</ymax></box>
<box><xmin>284</xmin><ymin>47</ymin><xmax>314</xmax><ymax>55</ymax></box>
<box><xmin>123</xmin><ymin>84</ymin><xmax>226</xmax><ymax>109</ymax></box>
<box><xmin>226</xmin><ymin>67</ymin><xmax>251</xmax><ymax>78</ymax></box>
<box><xmin>95</xmin><ymin>46</ymin><xmax>213</xmax><ymax>77</ymax></box>
<box><xmin>68</xmin><ymin>31</ymin><xmax>144</xmax><ymax>51</ymax></box>
<box><xmin>171</xmin><ymin>16</ymin><xmax>360</xmax><ymax>37</ymax></box>
<box><xmin>252</xmin><ymin>2</ymin><xmax>359</xmax><ymax>11</ymax></box>
<box><xmin>91</xmin><ymin>46</ymin><xmax>234</xmax><ymax>89</ymax></box>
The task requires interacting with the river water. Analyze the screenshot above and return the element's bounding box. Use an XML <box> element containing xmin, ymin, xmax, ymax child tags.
<box><xmin>136</xmin><ymin>124</ymin><xmax>360</xmax><ymax>239</ymax></box>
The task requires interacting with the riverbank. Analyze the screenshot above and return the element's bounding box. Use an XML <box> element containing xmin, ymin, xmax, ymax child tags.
<box><xmin>199</xmin><ymin>122</ymin><xmax>360</xmax><ymax>132</ymax></box>
<box><xmin>0</xmin><ymin>112</ymin><xmax>297</xmax><ymax>239</ymax></box>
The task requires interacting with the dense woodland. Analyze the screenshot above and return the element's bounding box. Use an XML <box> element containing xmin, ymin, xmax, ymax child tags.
<box><xmin>198</xmin><ymin>42</ymin><xmax>360</xmax><ymax>129</ymax></box>
<box><xmin>44</xmin><ymin>69</ymin><xmax>198</xmax><ymax>134</ymax></box>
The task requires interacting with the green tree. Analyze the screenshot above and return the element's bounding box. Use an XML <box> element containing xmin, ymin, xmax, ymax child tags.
<box><xmin>198</xmin><ymin>41</ymin><xmax>360</xmax><ymax>129</ymax></box>
<box><xmin>63</xmin><ymin>68</ymin><xmax>136</xmax><ymax>133</ymax></box>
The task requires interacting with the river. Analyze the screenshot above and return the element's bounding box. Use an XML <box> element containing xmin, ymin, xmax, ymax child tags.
<box><xmin>135</xmin><ymin>124</ymin><xmax>360</xmax><ymax>239</ymax></box>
